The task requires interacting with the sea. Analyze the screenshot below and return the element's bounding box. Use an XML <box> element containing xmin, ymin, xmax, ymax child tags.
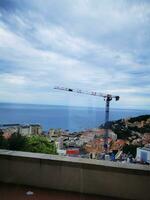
<box><xmin>0</xmin><ymin>103</ymin><xmax>150</xmax><ymax>132</ymax></box>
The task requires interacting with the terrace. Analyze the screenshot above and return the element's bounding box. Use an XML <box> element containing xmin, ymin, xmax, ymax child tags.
<box><xmin>0</xmin><ymin>182</ymin><xmax>120</xmax><ymax>200</ymax></box>
<box><xmin>0</xmin><ymin>150</ymin><xmax>150</xmax><ymax>200</ymax></box>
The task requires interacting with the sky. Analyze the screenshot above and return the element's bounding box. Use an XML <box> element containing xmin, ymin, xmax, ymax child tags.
<box><xmin>0</xmin><ymin>0</ymin><xmax>150</xmax><ymax>109</ymax></box>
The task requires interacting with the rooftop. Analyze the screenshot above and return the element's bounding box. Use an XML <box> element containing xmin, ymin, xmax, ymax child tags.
<box><xmin>140</xmin><ymin>147</ymin><xmax>150</xmax><ymax>151</ymax></box>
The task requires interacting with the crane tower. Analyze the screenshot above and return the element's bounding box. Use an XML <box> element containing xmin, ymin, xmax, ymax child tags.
<box><xmin>54</xmin><ymin>86</ymin><xmax>120</xmax><ymax>153</ymax></box>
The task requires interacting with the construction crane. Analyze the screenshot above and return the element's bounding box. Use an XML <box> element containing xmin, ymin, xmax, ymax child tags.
<box><xmin>54</xmin><ymin>86</ymin><xmax>120</xmax><ymax>153</ymax></box>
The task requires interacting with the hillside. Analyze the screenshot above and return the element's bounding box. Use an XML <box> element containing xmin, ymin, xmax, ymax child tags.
<box><xmin>100</xmin><ymin>115</ymin><xmax>150</xmax><ymax>140</ymax></box>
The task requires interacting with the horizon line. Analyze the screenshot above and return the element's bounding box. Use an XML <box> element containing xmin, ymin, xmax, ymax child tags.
<box><xmin>0</xmin><ymin>101</ymin><xmax>150</xmax><ymax>112</ymax></box>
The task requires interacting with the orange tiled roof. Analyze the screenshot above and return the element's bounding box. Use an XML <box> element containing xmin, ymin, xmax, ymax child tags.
<box><xmin>3</xmin><ymin>132</ymin><xmax>12</xmax><ymax>139</ymax></box>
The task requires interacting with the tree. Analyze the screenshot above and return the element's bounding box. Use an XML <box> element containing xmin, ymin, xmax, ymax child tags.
<box><xmin>24</xmin><ymin>135</ymin><xmax>57</xmax><ymax>154</ymax></box>
<box><xmin>123</xmin><ymin>144</ymin><xmax>138</xmax><ymax>158</ymax></box>
<box><xmin>0</xmin><ymin>132</ymin><xmax>57</xmax><ymax>155</ymax></box>
<box><xmin>8</xmin><ymin>132</ymin><xmax>27</xmax><ymax>151</ymax></box>
<box><xmin>129</xmin><ymin>115</ymin><xmax>150</xmax><ymax>123</ymax></box>
<box><xmin>0</xmin><ymin>133</ymin><xmax>9</xmax><ymax>149</ymax></box>
<box><xmin>0</xmin><ymin>133</ymin><xmax>4</xmax><ymax>148</ymax></box>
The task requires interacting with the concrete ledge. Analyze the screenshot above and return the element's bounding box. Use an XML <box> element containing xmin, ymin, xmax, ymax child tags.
<box><xmin>0</xmin><ymin>149</ymin><xmax>150</xmax><ymax>200</ymax></box>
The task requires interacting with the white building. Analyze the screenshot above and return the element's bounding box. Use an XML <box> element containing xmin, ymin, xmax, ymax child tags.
<box><xmin>55</xmin><ymin>137</ymin><xmax>64</xmax><ymax>150</ymax></box>
<box><xmin>136</xmin><ymin>147</ymin><xmax>150</xmax><ymax>164</ymax></box>
<box><xmin>57</xmin><ymin>149</ymin><xmax>66</xmax><ymax>156</ymax></box>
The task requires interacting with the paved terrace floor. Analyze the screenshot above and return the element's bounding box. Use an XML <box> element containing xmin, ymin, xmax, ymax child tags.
<box><xmin>0</xmin><ymin>182</ymin><xmax>125</xmax><ymax>200</ymax></box>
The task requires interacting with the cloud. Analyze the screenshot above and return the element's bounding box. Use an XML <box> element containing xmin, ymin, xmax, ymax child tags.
<box><xmin>0</xmin><ymin>73</ymin><xmax>26</xmax><ymax>85</ymax></box>
<box><xmin>0</xmin><ymin>0</ymin><xmax>149</xmax><ymax>109</ymax></box>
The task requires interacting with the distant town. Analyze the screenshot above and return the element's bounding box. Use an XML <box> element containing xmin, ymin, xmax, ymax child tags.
<box><xmin>0</xmin><ymin>115</ymin><xmax>150</xmax><ymax>165</ymax></box>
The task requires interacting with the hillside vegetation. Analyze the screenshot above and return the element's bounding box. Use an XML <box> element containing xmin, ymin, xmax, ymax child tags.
<box><xmin>100</xmin><ymin>115</ymin><xmax>150</xmax><ymax>140</ymax></box>
<box><xmin>0</xmin><ymin>133</ymin><xmax>57</xmax><ymax>154</ymax></box>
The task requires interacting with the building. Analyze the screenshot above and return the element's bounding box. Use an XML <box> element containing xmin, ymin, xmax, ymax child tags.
<box><xmin>94</xmin><ymin>129</ymin><xmax>117</xmax><ymax>141</ymax></box>
<box><xmin>19</xmin><ymin>125</ymin><xmax>31</xmax><ymax>136</ymax></box>
<box><xmin>0</xmin><ymin>124</ymin><xmax>19</xmax><ymax>135</ymax></box>
<box><xmin>136</xmin><ymin>146</ymin><xmax>150</xmax><ymax>164</ymax></box>
<box><xmin>85</xmin><ymin>138</ymin><xmax>113</xmax><ymax>154</ymax></box>
<box><xmin>30</xmin><ymin>124</ymin><xmax>42</xmax><ymax>135</ymax></box>
<box><xmin>142</xmin><ymin>133</ymin><xmax>150</xmax><ymax>145</ymax></box>
<box><xmin>19</xmin><ymin>124</ymin><xmax>42</xmax><ymax>136</ymax></box>
<box><xmin>48</xmin><ymin>128</ymin><xmax>64</xmax><ymax>141</ymax></box>
<box><xmin>111</xmin><ymin>139</ymin><xmax>126</xmax><ymax>151</ymax></box>
<box><xmin>57</xmin><ymin>149</ymin><xmax>66</xmax><ymax>156</ymax></box>
<box><xmin>55</xmin><ymin>137</ymin><xmax>64</xmax><ymax>150</ymax></box>
<box><xmin>66</xmin><ymin>148</ymin><xmax>80</xmax><ymax>156</ymax></box>
<box><xmin>0</xmin><ymin>124</ymin><xmax>42</xmax><ymax>137</ymax></box>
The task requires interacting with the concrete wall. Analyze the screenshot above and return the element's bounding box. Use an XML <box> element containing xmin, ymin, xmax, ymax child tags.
<box><xmin>0</xmin><ymin>149</ymin><xmax>150</xmax><ymax>200</ymax></box>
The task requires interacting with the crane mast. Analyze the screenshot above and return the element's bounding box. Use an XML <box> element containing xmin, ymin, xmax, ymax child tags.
<box><xmin>54</xmin><ymin>86</ymin><xmax>120</xmax><ymax>153</ymax></box>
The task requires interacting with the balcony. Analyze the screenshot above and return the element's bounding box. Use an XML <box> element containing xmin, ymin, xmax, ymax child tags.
<box><xmin>0</xmin><ymin>182</ymin><xmax>122</xmax><ymax>200</ymax></box>
<box><xmin>0</xmin><ymin>149</ymin><xmax>150</xmax><ymax>200</ymax></box>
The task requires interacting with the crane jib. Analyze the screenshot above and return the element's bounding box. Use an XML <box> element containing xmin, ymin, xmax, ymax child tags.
<box><xmin>68</xmin><ymin>89</ymin><xmax>73</xmax><ymax>92</ymax></box>
<box><xmin>54</xmin><ymin>86</ymin><xmax>120</xmax><ymax>153</ymax></box>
